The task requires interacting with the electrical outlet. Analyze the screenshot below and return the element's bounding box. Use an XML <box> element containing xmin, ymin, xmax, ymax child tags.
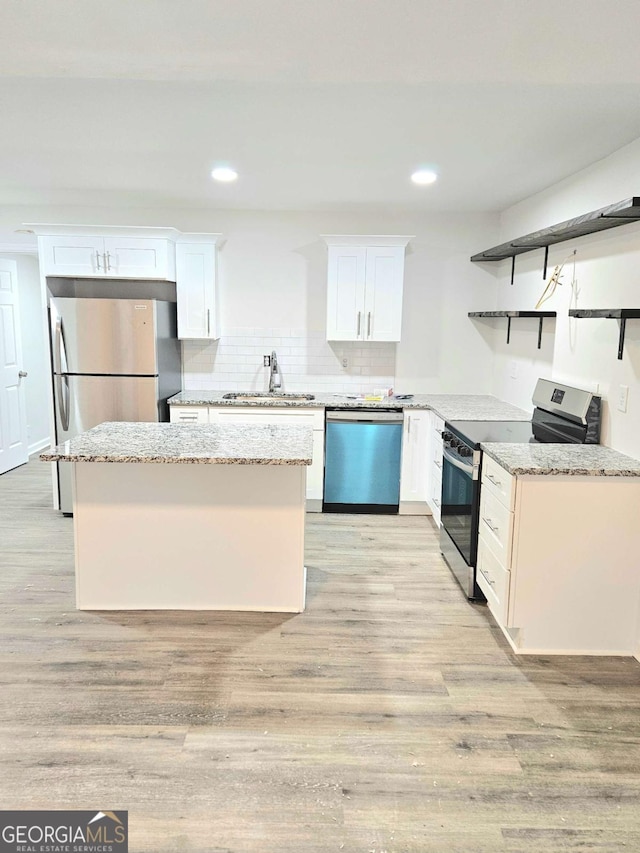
<box><xmin>341</xmin><ymin>356</ymin><xmax>349</xmax><ymax>369</ymax></box>
<box><xmin>617</xmin><ymin>384</ymin><xmax>629</xmax><ymax>413</ymax></box>
<box><xmin>263</xmin><ymin>355</ymin><xmax>271</xmax><ymax>367</ymax></box>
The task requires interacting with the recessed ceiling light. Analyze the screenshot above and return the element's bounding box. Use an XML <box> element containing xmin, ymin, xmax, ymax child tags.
<box><xmin>411</xmin><ymin>169</ymin><xmax>438</xmax><ymax>186</ymax></box>
<box><xmin>211</xmin><ymin>167</ymin><xmax>238</xmax><ymax>183</ymax></box>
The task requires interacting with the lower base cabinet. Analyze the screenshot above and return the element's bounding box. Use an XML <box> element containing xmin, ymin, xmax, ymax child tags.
<box><xmin>426</xmin><ymin>413</ymin><xmax>444</xmax><ymax>526</ymax></box>
<box><xmin>171</xmin><ymin>406</ymin><xmax>324</xmax><ymax>511</ymax></box>
<box><xmin>399</xmin><ymin>410</ymin><xmax>430</xmax><ymax>514</ymax></box>
<box><xmin>172</xmin><ymin>403</ymin><xmax>445</xmax><ymax>519</ymax></box>
<box><xmin>478</xmin><ymin>457</ymin><xmax>640</xmax><ymax>655</ymax></box>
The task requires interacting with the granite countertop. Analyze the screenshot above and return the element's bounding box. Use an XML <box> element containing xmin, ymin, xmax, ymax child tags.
<box><xmin>481</xmin><ymin>443</ymin><xmax>640</xmax><ymax>477</ymax></box>
<box><xmin>169</xmin><ymin>391</ymin><xmax>531</xmax><ymax>422</ymax></box>
<box><xmin>40</xmin><ymin>422</ymin><xmax>313</xmax><ymax>466</ymax></box>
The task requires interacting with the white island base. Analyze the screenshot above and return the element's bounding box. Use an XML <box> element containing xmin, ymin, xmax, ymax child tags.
<box><xmin>72</xmin><ymin>461</ymin><xmax>307</xmax><ymax>612</ymax></box>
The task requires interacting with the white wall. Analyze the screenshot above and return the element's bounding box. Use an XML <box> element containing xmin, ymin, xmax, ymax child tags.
<box><xmin>487</xmin><ymin>137</ymin><xmax>640</xmax><ymax>456</ymax></box>
<box><xmin>0</xmin><ymin>206</ymin><xmax>499</xmax><ymax>397</ymax></box>
<box><xmin>2</xmin><ymin>253</ymin><xmax>50</xmax><ymax>453</ymax></box>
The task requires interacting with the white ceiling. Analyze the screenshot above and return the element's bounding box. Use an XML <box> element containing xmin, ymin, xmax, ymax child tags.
<box><xmin>2</xmin><ymin>0</ymin><xmax>640</xmax><ymax>214</ymax></box>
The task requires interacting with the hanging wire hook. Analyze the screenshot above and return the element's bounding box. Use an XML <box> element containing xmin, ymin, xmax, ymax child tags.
<box><xmin>534</xmin><ymin>250</ymin><xmax>577</xmax><ymax>309</ymax></box>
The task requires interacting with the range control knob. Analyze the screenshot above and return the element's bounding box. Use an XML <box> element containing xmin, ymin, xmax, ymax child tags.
<box><xmin>441</xmin><ymin>431</ymin><xmax>453</xmax><ymax>442</ymax></box>
<box><xmin>458</xmin><ymin>445</ymin><xmax>473</xmax><ymax>458</ymax></box>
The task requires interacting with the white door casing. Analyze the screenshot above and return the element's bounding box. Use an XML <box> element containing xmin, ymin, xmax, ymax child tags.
<box><xmin>0</xmin><ymin>259</ymin><xmax>28</xmax><ymax>474</ymax></box>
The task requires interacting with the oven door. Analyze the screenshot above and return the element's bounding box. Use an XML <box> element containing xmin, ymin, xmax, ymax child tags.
<box><xmin>440</xmin><ymin>446</ymin><xmax>479</xmax><ymax>567</ymax></box>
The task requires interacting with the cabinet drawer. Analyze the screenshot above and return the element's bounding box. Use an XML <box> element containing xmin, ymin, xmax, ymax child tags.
<box><xmin>478</xmin><ymin>487</ymin><xmax>514</xmax><ymax>568</ymax></box>
<box><xmin>210</xmin><ymin>406</ymin><xmax>323</xmax><ymax>429</ymax></box>
<box><xmin>170</xmin><ymin>406</ymin><xmax>209</xmax><ymax>424</ymax></box>
<box><xmin>428</xmin><ymin>466</ymin><xmax>442</xmax><ymax>527</ymax></box>
<box><xmin>476</xmin><ymin>537</ymin><xmax>510</xmax><ymax>627</ymax></box>
<box><xmin>482</xmin><ymin>454</ymin><xmax>515</xmax><ymax>510</ymax></box>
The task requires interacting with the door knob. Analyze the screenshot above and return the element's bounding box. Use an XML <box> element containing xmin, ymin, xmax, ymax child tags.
<box><xmin>18</xmin><ymin>370</ymin><xmax>28</xmax><ymax>378</ymax></box>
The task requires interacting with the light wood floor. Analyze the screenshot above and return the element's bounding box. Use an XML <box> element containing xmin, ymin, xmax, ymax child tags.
<box><xmin>1</xmin><ymin>460</ymin><xmax>640</xmax><ymax>853</ymax></box>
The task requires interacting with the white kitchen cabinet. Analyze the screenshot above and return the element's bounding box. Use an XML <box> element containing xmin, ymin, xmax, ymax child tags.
<box><xmin>176</xmin><ymin>237</ymin><xmax>221</xmax><ymax>340</ymax></box>
<box><xmin>323</xmin><ymin>236</ymin><xmax>412</xmax><ymax>342</ymax></box>
<box><xmin>170</xmin><ymin>406</ymin><xmax>209</xmax><ymax>424</ymax></box>
<box><xmin>39</xmin><ymin>234</ymin><xmax>175</xmax><ymax>280</ymax></box>
<box><xmin>477</xmin><ymin>456</ymin><xmax>640</xmax><ymax>655</ymax></box>
<box><xmin>208</xmin><ymin>406</ymin><xmax>325</xmax><ymax>511</ymax></box>
<box><xmin>426</xmin><ymin>412</ymin><xmax>444</xmax><ymax>526</ymax></box>
<box><xmin>399</xmin><ymin>409</ymin><xmax>430</xmax><ymax>513</ymax></box>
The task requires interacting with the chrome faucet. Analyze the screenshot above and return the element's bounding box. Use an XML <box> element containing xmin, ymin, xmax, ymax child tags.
<box><xmin>268</xmin><ymin>350</ymin><xmax>282</xmax><ymax>393</ymax></box>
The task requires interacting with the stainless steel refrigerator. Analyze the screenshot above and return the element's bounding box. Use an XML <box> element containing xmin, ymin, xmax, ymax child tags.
<box><xmin>49</xmin><ymin>296</ymin><xmax>181</xmax><ymax>513</ymax></box>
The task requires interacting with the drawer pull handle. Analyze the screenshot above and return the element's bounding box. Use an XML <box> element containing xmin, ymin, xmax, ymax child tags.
<box><xmin>482</xmin><ymin>516</ymin><xmax>499</xmax><ymax>534</ymax></box>
<box><xmin>480</xmin><ymin>567</ymin><xmax>495</xmax><ymax>586</ymax></box>
<box><xmin>486</xmin><ymin>473</ymin><xmax>502</xmax><ymax>487</ymax></box>
<box><xmin>433</xmin><ymin>498</ymin><xmax>440</xmax><ymax>508</ymax></box>
<box><xmin>434</xmin><ymin>460</ymin><xmax>442</xmax><ymax>469</ymax></box>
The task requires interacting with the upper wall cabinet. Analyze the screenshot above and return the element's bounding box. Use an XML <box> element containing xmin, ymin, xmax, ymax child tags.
<box><xmin>29</xmin><ymin>224</ymin><xmax>223</xmax><ymax>340</ymax></box>
<box><xmin>176</xmin><ymin>235</ymin><xmax>221</xmax><ymax>340</ymax></box>
<box><xmin>323</xmin><ymin>235</ymin><xmax>413</xmax><ymax>342</ymax></box>
<box><xmin>38</xmin><ymin>233</ymin><xmax>176</xmax><ymax>280</ymax></box>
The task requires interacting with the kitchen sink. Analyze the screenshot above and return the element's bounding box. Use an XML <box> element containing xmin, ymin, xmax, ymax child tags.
<box><xmin>222</xmin><ymin>392</ymin><xmax>315</xmax><ymax>402</ymax></box>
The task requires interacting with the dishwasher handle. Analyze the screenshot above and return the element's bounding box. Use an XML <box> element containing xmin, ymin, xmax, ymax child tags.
<box><xmin>326</xmin><ymin>410</ymin><xmax>404</xmax><ymax>424</ymax></box>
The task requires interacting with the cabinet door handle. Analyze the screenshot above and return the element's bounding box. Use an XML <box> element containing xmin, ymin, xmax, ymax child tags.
<box><xmin>406</xmin><ymin>415</ymin><xmax>411</xmax><ymax>436</ymax></box>
<box><xmin>434</xmin><ymin>459</ymin><xmax>442</xmax><ymax>469</ymax></box>
<box><xmin>482</xmin><ymin>516</ymin><xmax>499</xmax><ymax>534</ymax></box>
<box><xmin>357</xmin><ymin>311</ymin><xmax>361</xmax><ymax>337</ymax></box>
<box><xmin>105</xmin><ymin>251</ymin><xmax>112</xmax><ymax>271</ymax></box>
<box><xmin>367</xmin><ymin>311</ymin><xmax>372</xmax><ymax>338</ymax></box>
<box><xmin>207</xmin><ymin>309</ymin><xmax>211</xmax><ymax>336</ymax></box>
<box><xmin>486</xmin><ymin>473</ymin><xmax>502</xmax><ymax>487</ymax></box>
<box><xmin>95</xmin><ymin>251</ymin><xmax>102</xmax><ymax>271</ymax></box>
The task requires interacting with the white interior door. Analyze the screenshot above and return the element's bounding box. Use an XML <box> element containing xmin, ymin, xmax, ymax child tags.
<box><xmin>0</xmin><ymin>259</ymin><xmax>28</xmax><ymax>474</ymax></box>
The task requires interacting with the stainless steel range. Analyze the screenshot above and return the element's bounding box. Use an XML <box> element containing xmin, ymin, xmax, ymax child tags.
<box><xmin>439</xmin><ymin>379</ymin><xmax>602</xmax><ymax>600</ymax></box>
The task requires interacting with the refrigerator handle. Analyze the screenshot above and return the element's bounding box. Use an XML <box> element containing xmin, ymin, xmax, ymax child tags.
<box><xmin>56</xmin><ymin>374</ymin><xmax>70</xmax><ymax>432</ymax></box>
<box><xmin>55</xmin><ymin>316</ymin><xmax>71</xmax><ymax>431</ymax></box>
<box><xmin>54</xmin><ymin>314</ymin><xmax>69</xmax><ymax>374</ymax></box>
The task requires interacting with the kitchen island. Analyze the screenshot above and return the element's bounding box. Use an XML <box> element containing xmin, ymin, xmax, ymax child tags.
<box><xmin>41</xmin><ymin>421</ymin><xmax>313</xmax><ymax>612</ymax></box>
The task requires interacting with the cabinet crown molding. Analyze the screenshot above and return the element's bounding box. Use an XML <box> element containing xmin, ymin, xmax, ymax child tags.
<box><xmin>321</xmin><ymin>234</ymin><xmax>413</xmax><ymax>248</ymax></box>
<box><xmin>24</xmin><ymin>223</ymin><xmax>222</xmax><ymax>242</ymax></box>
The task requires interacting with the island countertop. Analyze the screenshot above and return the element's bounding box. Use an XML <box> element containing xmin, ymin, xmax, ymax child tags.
<box><xmin>41</xmin><ymin>421</ymin><xmax>314</xmax><ymax>465</ymax></box>
<box><xmin>169</xmin><ymin>391</ymin><xmax>531</xmax><ymax>422</ymax></box>
<box><xmin>481</xmin><ymin>442</ymin><xmax>640</xmax><ymax>477</ymax></box>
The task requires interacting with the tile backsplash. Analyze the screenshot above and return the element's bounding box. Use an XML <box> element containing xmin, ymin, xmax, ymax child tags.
<box><xmin>182</xmin><ymin>328</ymin><xmax>396</xmax><ymax>394</ymax></box>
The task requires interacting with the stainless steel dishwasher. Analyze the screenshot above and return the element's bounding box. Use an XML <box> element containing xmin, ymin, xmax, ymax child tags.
<box><xmin>323</xmin><ymin>408</ymin><xmax>404</xmax><ymax>513</ymax></box>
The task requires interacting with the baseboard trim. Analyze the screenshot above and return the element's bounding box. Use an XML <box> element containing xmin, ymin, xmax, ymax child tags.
<box><xmin>29</xmin><ymin>438</ymin><xmax>51</xmax><ymax>456</ymax></box>
<box><xmin>399</xmin><ymin>501</ymin><xmax>430</xmax><ymax>516</ymax></box>
<box><xmin>306</xmin><ymin>498</ymin><xmax>322</xmax><ymax>513</ymax></box>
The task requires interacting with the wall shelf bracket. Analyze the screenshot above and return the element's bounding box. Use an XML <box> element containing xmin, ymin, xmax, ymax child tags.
<box><xmin>468</xmin><ymin>311</ymin><xmax>556</xmax><ymax>350</ymax></box>
<box><xmin>568</xmin><ymin>309</ymin><xmax>640</xmax><ymax>360</ymax></box>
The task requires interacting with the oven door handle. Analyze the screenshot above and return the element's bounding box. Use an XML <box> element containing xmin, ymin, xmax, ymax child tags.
<box><xmin>442</xmin><ymin>446</ymin><xmax>475</xmax><ymax>477</ymax></box>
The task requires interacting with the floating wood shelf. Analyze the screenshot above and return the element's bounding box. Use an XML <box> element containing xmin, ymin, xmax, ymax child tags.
<box><xmin>569</xmin><ymin>309</ymin><xmax>640</xmax><ymax>359</ymax></box>
<box><xmin>470</xmin><ymin>197</ymin><xmax>640</xmax><ymax>283</ymax></box>
<box><xmin>468</xmin><ymin>311</ymin><xmax>556</xmax><ymax>349</ymax></box>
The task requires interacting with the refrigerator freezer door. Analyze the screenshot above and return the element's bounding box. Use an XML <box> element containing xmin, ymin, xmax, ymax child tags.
<box><xmin>50</xmin><ymin>297</ymin><xmax>159</xmax><ymax>375</ymax></box>
<box><xmin>54</xmin><ymin>375</ymin><xmax>160</xmax><ymax>513</ymax></box>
